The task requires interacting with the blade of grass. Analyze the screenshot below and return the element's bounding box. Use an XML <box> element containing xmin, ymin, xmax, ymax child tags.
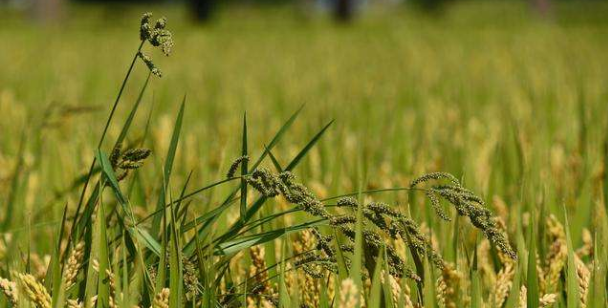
<box><xmin>564</xmin><ymin>204</ymin><xmax>580</xmax><ymax>308</ymax></box>
<box><xmin>240</xmin><ymin>112</ymin><xmax>248</xmax><ymax>222</ymax></box>
<box><xmin>152</xmin><ymin>96</ymin><xmax>186</xmax><ymax>235</ymax></box>
<box><xmin>96</xmin><ymin>195</ymin><xmax>110</xmax><ymax>308</ymax></box>
<box><xmin>216</xmin><ymin>219</ymin><xmax>326</xmax><ymax>255</ymax></box>
<box><xmin>527</xmin><ymin>208</ymin><xmax>540</xmax><ymax>308</ymax></box>
<box><xmin>278</xmin><ymin>239</ymin><xmax>291</xmax><ymax>308</ymax></box>
<box><xmin>184</xmin><ymin>119</ymin><xmax>334</xmax><ymax>255</ymax></box>
<box><xmin>169</xmin><ymin>190</ymin><xmax>183</xmax><ymax>307</ymax></box>
<box><xmin>50</xmin><ymin>205</ymin><xmax>68</xmax><ymax>308</ymax></box>
<box><xmin>470</xmin><ymin>240</ymin><xmax>482</xmax><ymax>308</ymax></box>
<box><xmin>350</xmin><ymin>176</ymin><xmax>364</xmax><ymax>305</ymax></box>
<box><xmin>70</xmin><ymin>41</ymin><xmax>145</xmax><ymax>242</ymax></box>
<box><xmin>368</xmin><ymin>246</ymin><xmax>384</xmax><ymax>308</ymax></box>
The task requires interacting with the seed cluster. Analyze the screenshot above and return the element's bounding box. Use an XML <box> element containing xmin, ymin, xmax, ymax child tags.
<box><xmin>411</xmin><ymin>172</ymin><xmax>516</xmax><ymax>259</ymax></box>
<box><xmin>226</xmin><ymin>155</ymin><xmax>250</xmax><ymax>178</ymax></box>
<box><xmin>64</xmin><ymin>241</ymin><xmax>85</xmax><ymax>290</ymax></box>
<box><xmin>138</xmin><ymin>12</ymin><xmax>174</xmax><ymax>77</ymax></box>
<box><xmin>110</xmin><ymin>143</ymin><xmax>152</xmax><ymax>181</ymax></box>
<box><xmin>152</xmin><ymin>288</ymin><xmax>170</xmax><ymax>308</ymax></box>
<box><xmin>17</xmin><ymin>273</ymin><xmax>51</xmax><ymax>308</ymax></box>
<box><xmin>0</xmin><ymin>277</ymin><xmax>18</xmax><ymax>306</ymax></box>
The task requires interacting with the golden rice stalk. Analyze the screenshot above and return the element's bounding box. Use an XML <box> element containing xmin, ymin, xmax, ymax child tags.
<box><xmin>106</xmin><ymin>269</ymin><xmax>117</xmax><ymax>308</ymax></box>
<box><xmin>477</xmin><ymin>239</ymin><xmax>497</xmax><ymax>286</ymax></box>
<box><xmin>64</xmin><ymin>241</ymin><xmax>85</xmax><ymax>290</ymax></box>
<box><xmin>492</xmin><ymin>260</ymin><xmax>515</xmax><ymax>307</ymax></box>
<box><xmin>380</xmin><ymin>271</ymin><xmax>410</xmax><ymax>306</ymax></box>
<box><xmin>248</xmin><ymin>246</ymin><xmax>277</xmax><ymax>306</ymax></box>
<box><xmin>151</xmin><ymin>288</ymin><xmax>170</xmax><ymax>308</ymax></box>
<box><xmin>544</xmin><ymin>215</ymin><xmax>567</xmax><ymax>293</ymax></box>
<box><xmin>517</xmin><ymin>286</ymin><xmax>557</xmax><ymax>308</ymax></box>
<box><xmin>575</xmin><ymin>256</ymin><xmax>590</xmax><ymax>308</ymax></box>
<box><xmin>338</xmin><ymin>278</ymin><xmax>359</xmax><ymax>308</ymax></box>
<box><xmin>67</xmin><ymin>299</ymin><xmax>83</xmax><ymax>308</ymax></box>
<box><xmin>327</xmin><ymin>273</ymin><xmax>336</xmax><ymax>303</ymax></box>
<box><xmin>401</xmin><ymin>280</ymin><xmax>415</xmax><ymax>308</ymax></box>
<box><xmin>90</xmin><ymin>295</ymin><xmax>98</xmax><ymax>307</ymax></box>
<box><xmin>303</xmin><ymin>273</ymin><xmax>320</xmax><ymax>307</ymax></box>
<box><xmin>261</xmin><ymin>299</ymin><xmax>275</xmax><ymax>308</ymax></box>
<box><xmin>537</xmin><ymin>253</ymin><xmax>546</xmax><ymax>293</ymax></box>
<box><xmin>0</xmin><ymin>277</ymin><xmax>19</xmax><ymax>306</ymax></box>
<box><xmin>519</xmin><ymin>285</ymin><xmax>527</xmax><ymax>308</ymax></box>
<box><xmin>388</xmin><ymin>274</ymin><xmax>401</xmax><ymax>304</ymax></box>
<box><xmin>29</xmin><ymin>254</ymin><xmax>50</xmax><ymax>281</ymax></box>
<box><xmin>540</xmin><ymin>293</ymin><xmax>558</xmax><ymax>307</ymax></box>
<box><xmin>250</xmin><ymin>246</ymin><xmax>269</xmax><ymax>289</ymax></box>
<box><xmin>576</xmin><ymin>228</ymin><xmax>593</xmax><ymax>258</ymax></box>
<box><xmin>386</xmin><ymin>273</ymin><xmax>405</xmax><ymax>307</ymax></box>
<box><xmin>247</xmin><ymin>297</ymin><xmax>275</xmax><ymax>308</ymax></box>
<box><xmin>294</xmin><ymin>230</ymin><xmax>319</xmax><ymax>306</ymax></box>
<box><xmin>246</xmin><ymin>296</ymin><xmax>256</xmax><ymax>308</ymax></box>
<box><xmin>436</xmin><ymin>263</ymin><xmax>460</xmax><ymax>308</ymax></box>
<box><xmin>17</xmin><ymin>273</ymin><xmax>51</xmax><ymax>308</ymax></box>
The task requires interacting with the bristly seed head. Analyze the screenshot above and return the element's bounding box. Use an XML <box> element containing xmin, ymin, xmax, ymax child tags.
<box><xmin>140</xmin><ymin>12</ymin><xmax>153</xmax><ymax>41</ymax></box>
<box><xmin>137</xmin><ymin>12</ymin><xmax>173</xmax><ymax>77</ymax></box>
<box><xmin>412</xmin><ymin>172</ymin><xmax>516</xmax><ymax>259</ymax></box>
<box><xmin>227</xmin><ymin>155</ymin><xmax>250</xmax><ymax>178</ymax></box>
<box><xmin>138</xmin><ymin>52</ymin><xmax>162</xmax><ymax>77</ymax></box>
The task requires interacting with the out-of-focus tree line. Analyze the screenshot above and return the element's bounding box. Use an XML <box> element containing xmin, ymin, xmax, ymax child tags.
<box><xmin>0</xmin><ymin>0</ymin><xmax>595</xmax><ymax>24</ymax></box>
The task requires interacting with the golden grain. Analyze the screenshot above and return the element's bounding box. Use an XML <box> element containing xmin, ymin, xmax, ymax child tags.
<box><xmin>17</xmin><ymin>273</ymin><xmax>51</xmax><ymax>308</ymax></box>
<box><xmin>0</xmin><ymin>277</ymin><xmax>18</xmax><ymax>306</ymax></box>
<box><xmin>338</xmin><ymin>278</ymin><xmax>358</xmax><ymax>308</ymax></box>
<box><xmin>64</xmin><ymin>241</ymin><xmax>85</xmax><ymax>289</ymax></box>
<box><xmin>151</xmin><ymin>288</ymin><xmax>170</xmax><ymax>308</ymax></box>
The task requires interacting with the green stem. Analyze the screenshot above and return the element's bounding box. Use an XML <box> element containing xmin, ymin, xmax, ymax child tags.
<box><xmin>68</xmin><ymin>41</ymin><xmax>146</xmax><ymax>247</ymax></box>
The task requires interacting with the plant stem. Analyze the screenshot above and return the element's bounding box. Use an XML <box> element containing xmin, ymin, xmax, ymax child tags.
<box><xmin>67</xmin><ymin>41</ymin><xmax>145</xmax><ymax>249</ymax></box>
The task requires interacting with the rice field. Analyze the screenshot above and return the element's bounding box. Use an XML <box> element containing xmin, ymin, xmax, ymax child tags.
<box><xmin>1</xmin><ymin>1</ymin><xmax>608</xmax><ymax>307</ymax></box>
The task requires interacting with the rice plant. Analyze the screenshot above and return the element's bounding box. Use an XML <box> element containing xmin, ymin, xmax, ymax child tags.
<box><xmin>0</xmin><ymin>4</ymin><xmax>607</xmax><ymax>308</ymax></box>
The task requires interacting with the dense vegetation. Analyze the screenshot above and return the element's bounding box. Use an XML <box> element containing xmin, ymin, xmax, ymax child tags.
<box><xmin>0</xmin><ymin>2</ymin><xmax>608</xmax><ymax>307</ymax></box>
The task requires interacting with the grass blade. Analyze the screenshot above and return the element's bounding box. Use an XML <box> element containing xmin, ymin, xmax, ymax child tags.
<box><xmin>240</xmin><ymin>112</ymin><xmax>248</xmax><ymax>222</ymax></box>
<box><xmin>152</xmin><ymin>96</ymin><xmax>186</xmax><ymax>235</ymax></box>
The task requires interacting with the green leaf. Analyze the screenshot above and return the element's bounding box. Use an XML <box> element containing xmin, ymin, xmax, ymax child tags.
<box><xmin>96</xmin><ymin>150</ymin><xmax>127</xmax><ymax>205</ymax></box>
<box><xmin>216</xmin><ymin>219</ymin><xmax>326</xmax><ymax>255</ymax></box>
<box><xmin>334</xmin><ymin>230</ymin><xmax>349</xmax><ymax>281</ymax></box>
<box><xmin>182</xmin><ymin>106</ymin><xmax>304</xmax><ymax>255</ymax></box>
<box><xmin>264</xmin><ymin>144</ymin><xmax>283</xmax><ymax>173</ymax></box>
<box><xmin>114</xmin><ymin>72</ymin><xmax>151</xmax><ymax>148</ymax></box>
<box><xmin>169</xmin><ymin>191</ymin><xmax>183</xmax><ymax>307</ymax></box>
<box><xmin>96</xmin><ymin>196</ymin><xmax>110</xmax><ymax>308</ymax></box>
<box><xmin>470</xmin><ymin>243</ymin><xmax>482</xmax><ymax>308</ymax></box>
<box><xmin>133</xmin><ymin>228</ymin><xmax>162</xmax><ymax>256</ymax></box>
<box><xmin>240</xmin><ymin>112</ymin><xmax>248</xmax><ymax>222</ymax></box>
<box><xmin>350</xmin><ymin>183</ymin><xmax>364</xmax><ymax>296</ymax></box>
<box><xmin>278</xmin><ymin>240</ymin><xmax>291</xmax><ymax>308</ymax></box>
<box><xmin>50</xmin><ymin>205</ymin><xmax>68</xmax><ymax>308</ymax></box>
<box><xmin>152</xmin><ymin>96</ymin><xmax>186</xmax><ymax>235</ymax></box>
<box><xmin>564</xmin><ymin>204</ymin><xmax>580</xmax><ymax>308</ymax></box>
<box><xmin>285</xmin><ymin>120</ymin><xmax>333</xmax><ymax>172</ymax></box>
<box><xmin>202</xmin><ymin>119</ymin><xmax>335</xmax><ymax>254</ymax></box>
<box><xmin>368</xmin><ymin>247</ymin><xmax>384</xmax><ymax>308</ymax></box>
